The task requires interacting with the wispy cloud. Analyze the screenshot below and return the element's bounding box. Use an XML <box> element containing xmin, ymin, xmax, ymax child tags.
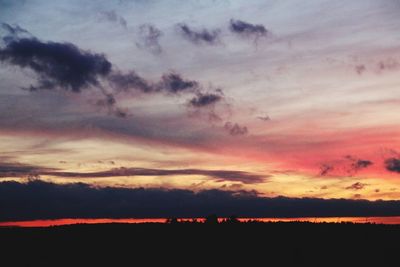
<box><xmin>224</xmin><ymin>122</ymin><xmax>248</xmax><ymax>136</ymax></box>
<box><xmin>229</xmin><ymin>19</ymin><xmax>268</xmax><ymax>43</ymax></box>
<box><xmin>0</xmin><ymin>162</ymin><xmax>266</xmax><ymax>184</ymax></box>
<box><xmin>108</xmin><ymin>70</ymin><xmax>154</xmax><ymax>93</ymax></box>
<box><xmin>109</xmin><ymin>71</ymin><xmax>199</xmax><ymax>94</ymax></box>
<box><xmin>257</xmin><ymin>115</ymin><xmax>270</xmax><ymax>121</ymax></box>
<box><xmin>0</xmin><ymin>162</ymin><xmax>56</xmax><ymax>178</ymax></box>
<box><xmin>1</xmin><ymin>22</ymin><xmax>30</xmax><ymax>38</ymax></box>
<box><xmin>345</xmin><ymin>182</ymin><xmax>368</xmax><ymax>190</ymax></box>
<box><xmin>98</xmin><ymin>10</ymin><xmax>127</xmax><ymax>28</ymax></box>
<box><xmin>177</xmin><ymin>23</ymin><xmax>221</xmax><ymax>45</ymax></box>
<box><xmin>136</xmin><ymin>24</ymin><xmax>163</xmax><ymax>54</ymax></box>
<box><xmin>319</xmin><ymin>156</ymin><xmax>373</xmax><ymax>177</ymax></box>
<box><xmin>189</xmin><ymin>92</ymin><xmax>223</xmax><ymax>108</ymax></box>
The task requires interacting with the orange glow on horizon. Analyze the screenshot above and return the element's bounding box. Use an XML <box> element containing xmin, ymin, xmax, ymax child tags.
<box><xmin>1</xmin><ymin>217</ymin><xmax>400</xmax><ymax>227</ymax></box>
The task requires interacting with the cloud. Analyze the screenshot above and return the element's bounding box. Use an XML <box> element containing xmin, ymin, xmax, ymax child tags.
<box><xmin>319</xmin><ymin>163</ymin><xmax>334</xmax><ymax>176</ymax></box>
<box><xmin>0</xmin><ymin>27</ymin><xmax>201</xmax><ymax>101</ymax></box>
<box><xmin>378</xmin><ymin>59</ymin><xmax>399</xmax><ymax>72</ymax></box>
<box><xmin>353</xmin><ymin>59</ymin><xmax>399</xmax><ymax>75</ymax></box>
<box><xmin>0</xmin><ymin>162</ymin><xmax>55</xmax><ymax>178</ymax></box>
<box><xmin>0</xmin><ymin>162</ymin><xmax>265</xmax><ymax>184</ymax></box>
<box><xmin>257</xmin><ymin>115</ymin><xmax>270</xmax><ymax>121</ymax></box>
<box><xmin>136</xmin><ymin>24</ymin><xmax>163</xmax><ymax>54</ymax></box>
<box><xmin>1</xmin><ymin>22</ymin><xmax>29</xmax><ymax>37</ymax></box>
<box><xmin>95</xmin><ymin>93</ymin><xmax>127</xmax><ymax>118</ymax></box>
<box><xmin>177</xmin><ymin>23</ymin><xmax>221</xmax><ymax>45</ymax></box>
<box><xmin>159</xmin><ymin>72</ymin><xmax>199</xmax><ymax>94</ymax></box>
<box><xmin>385</xmin><ymin>158</ymin><xmax>400</xmax><ymax>173</ymax></box>
<box><xmin>186</xmin><ymin>90</ymin><xmax>226</xmax><ymax>123</ymax></box>
<box><xmin>355</xmin><ymin>65</ymin><xmax>366</xmax><ymax>75</ymax></box>
<box><xmin>345</xmin><ymin>156</ymin><xmax>373</xmax><ymax>175</ymax></box>
<box><xmin>229</xmin><ymin>19</ymin><xmax>268</xmax><ymax>42</ymax></box>
<box><xmin>345</xmin><ymin>182</ymin><xmax>368</xmax><ymax>190</ymax></box>
<box><xmin>1</xmin><ymin>22</ymin><xmax>32</xmax><ymax>46</ymax></box>
<box><xmin>108</xmin><ymin>70</ymin><xmax>153</xmax><ymax>93</ymax></box>
<box><xmin>0</xmin><ymin>38</ymin><xmax>112</xmax><ymax>92</ymax></box>
<box><xmin>52</xmin><ymin>167</ymin><xmax>266</xmax><ymax>184</ymax></box>
<box><xmin>0</xmin><ymin>31</ymin><xmax>126</xmax><ymax>117</ymax></box>
<box><xmin>0</xmin><ymin>26</ymin><xmax>227</xmax><ymax>121</ymax></box>
<box><xmin>1</xmin><ymin>180</ymin><xmax>400</xmax><ymax>221</ymax></box>
<box><xmin>224</xmin><ymin>122</ymin><xmax>248</xmax><ymax>136</ymax></box>
<box><xmin>319</xmin><ymin>156</ymin><xmax>373</xmax><ymax>177</ymax></box>
<box><xmin>350</xmin><ymin>159</ymin><xmax>373</xmax><ymax>172</ymax></box>
<box><xmin>98</xmin><ymin>10</ymin><xmax>127</xmax><ymax>28</ymax></box>
<box><xmin>189</xmin><ymin>92</ymin><xmax>223</xmax><ymax>108</ymax></box>
<box><xmin>109</xmin><ymin>71</ymin><xmax>199</xmax><ymax>95</ymax></box>
<box><xmin>109</xmin><ymin>70</ymin><xmax>227</xmax><ymax>122</ymax></box>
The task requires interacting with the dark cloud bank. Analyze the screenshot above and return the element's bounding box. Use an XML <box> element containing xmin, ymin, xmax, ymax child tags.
<box><xmin>1</xmin><ymin>180</ymin><xmax>400</xmax><ymax>221</ymax></box>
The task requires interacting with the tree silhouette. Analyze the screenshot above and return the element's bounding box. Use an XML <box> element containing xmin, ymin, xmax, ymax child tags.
<box><xmin>226</xmin><ymin>215</ymin><xmax>240</xmax><ymax>224</ymax></box>
<box><xmin>204</xmin><ymin>214</ymin><xmax>219</xmax><ymax>224</ymax></box>
<box><xmin>165</xmin><ymin>218</ymin><xmax>179</xmax><ymax>224</ymax></box>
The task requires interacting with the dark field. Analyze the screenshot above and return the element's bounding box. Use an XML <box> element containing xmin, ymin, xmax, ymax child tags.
<box><xmin>1</xmin><ymin>222</ymin><xmax>399</xmax><ymax>266</ymax></box>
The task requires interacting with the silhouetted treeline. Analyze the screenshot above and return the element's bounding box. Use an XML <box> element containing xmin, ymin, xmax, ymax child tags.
<box><xmin>165</xmin><ymin>214</ymin><xmax>240</xmax><ymax>224</ymax></box>
<box><xmin>2</xmin><ymin>221</ymin><xmax>399</xmax><ymax>266</ymax></box>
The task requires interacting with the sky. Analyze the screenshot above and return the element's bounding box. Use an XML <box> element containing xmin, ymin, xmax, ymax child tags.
<box><xmin>0</xmin><ymin>0</ymin><xmax>400</xmax><ymax>220</ymax></box>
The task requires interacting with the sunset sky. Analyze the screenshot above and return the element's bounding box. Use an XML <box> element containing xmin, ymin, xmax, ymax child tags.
<box><xmin>1</xmin><ymin>0</ymin><xmax>400</xmax><ymax>220</ymax></box>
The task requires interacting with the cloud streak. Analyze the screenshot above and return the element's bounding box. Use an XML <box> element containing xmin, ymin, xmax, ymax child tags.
<box><xmin>51</xmin><ymin>167</ymin><xmax>266</xmax><ymax>184</ymax></box>
<box><xmin>0</xmin><ymin>162</ymin><xmax>56</xmax><ymax>178</ymax></box>
<box><xmin>0</xmin><ymin>162</ymin><xmax>265</xmax><ymax>184</ymax></box>
<box><xmin>109</xmin><ymin>71</ymin><xmax>199</xmax><ymax>95</ymax></box>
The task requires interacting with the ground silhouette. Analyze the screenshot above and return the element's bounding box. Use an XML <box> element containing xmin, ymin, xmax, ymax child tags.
<box><xmin>1</xmin><ymin>218</ymin><xmax>399</xmax><ymax>266</ymax></box>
